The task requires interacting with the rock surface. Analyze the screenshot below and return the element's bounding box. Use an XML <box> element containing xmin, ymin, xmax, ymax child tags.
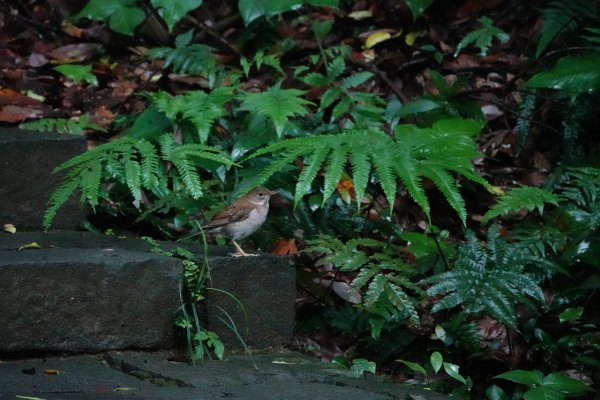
<box><xmin>0</xmin><ymin>351</ymin><xmax>452</xmax><ymax>399</ymax></box>
<box><xmin>0</xmin><ymin>231</ymin><xmax>295</xmax><ymax>353</ymax></box>
<box><xmin>0</xmin><ymin>128</ymin><xmax>87</xmax><ymax>231</ymax></box>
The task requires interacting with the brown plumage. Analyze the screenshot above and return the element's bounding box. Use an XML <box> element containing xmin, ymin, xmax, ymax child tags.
<box><xmin>202</xmin><ymin>187</ymin><xmax>277</xmax><ymax>256</ymax></box>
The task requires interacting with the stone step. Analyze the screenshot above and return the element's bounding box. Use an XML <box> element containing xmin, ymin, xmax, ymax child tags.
<box><xmin>0</xmin><ymin>351</ymin><xmax>453</xmax><ymax>399</ymax></box>
<box><xmin>0</xmin><ymin>232</ymin><xmax>295</xmax><ymax>354</ymax></box>
<box><xmin>0</xmin><ymin>128</ymin><xmax>87</xmax><ymax>231</ymax></box>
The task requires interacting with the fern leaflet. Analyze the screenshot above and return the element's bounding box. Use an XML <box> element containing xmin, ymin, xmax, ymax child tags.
<box><xmin>482</xmin><ymin>186</ymin><xmax>559</xmax><ymax>223</ymax></box>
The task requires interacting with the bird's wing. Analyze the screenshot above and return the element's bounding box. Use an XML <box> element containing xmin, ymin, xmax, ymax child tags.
<box><xmin>202</xmin><ymin>203</ymin><xmax>255</xmax><ymax>229</ymax></box>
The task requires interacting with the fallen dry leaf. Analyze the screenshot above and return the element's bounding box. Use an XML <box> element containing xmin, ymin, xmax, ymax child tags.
<box><xmin>18</xmin><ymin>242</ymin><xmax>43</xmax><ymax>251</ymax></box>
<box><xmin>3</xmin><ymin>223</ymin><xmax>16</xmax><ymax>233</ymax></box>
<box><xmin>272</xmin><ymin>238</ymin><xmax>298</xmax><ymax>255</ymax></box>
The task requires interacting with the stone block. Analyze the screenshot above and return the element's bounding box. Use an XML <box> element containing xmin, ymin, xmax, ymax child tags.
<box><xmin>0</xmin><ymin>232</ymin><xmax>296</xmax><ymax>353</ymax></box>
<box><xmin>205</xmin><ymin>255</ymin><xmax>296</xmax><ymax>350</ymax></box>
<box><xmin>0</xmin><ymin>238</ymin><xmax>181</xmax><ymax>353</ymax></box>
<box><xmin>0</xmin><ymin>128</ymin><xmax>86</xmax><ymax>231</ymax></box>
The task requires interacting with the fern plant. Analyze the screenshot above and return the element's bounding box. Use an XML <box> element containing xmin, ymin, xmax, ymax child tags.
<box><xmin>43</xmin><ymin>135</ymin><xmax>233</xmax><ymax>230</ymax></box>
<box><xmin>535</xmin><ymin>0</ymin><xmax>597</xmax><ymax>58</ymax></box>
<box><xmin>454</xmin><ymin>16</ymin><xmax>509</xmax><ymax>57</ymax></box>
<box><xmin>148</xmin><ymin>29</ymin><xmax>218</xmax><ymax>81</ymax></box>
<box><xmin>423</xmin><ymin>225</ymin><xmax>548</xmax><ymax>328</ymax></box>
<box><xmin>388</xmin><ymin>69</ymin><xmax>484</xmax><ymax>125</ymax></box>
<box><xmin>21</xmin><ymin>114</ymin><xmax>105</xmax><ymax>135</ymax></box>
<box><xmin>295</xmin><ymin>46</ymin><xmax>385</xmax><ymax>127</ymax></box>
<box><xmin>482</xmin><ymin>186</ymin><xmax>559</xmax><ymax>224</ymax></box>
<box><xmin>305</xmin><ymin>236</ymin><xmax>422</xmax><ymax>339</ymax></box>
<box><xmin>245</xmin><ymin>118</ymin><xmax>489</xmax><ymax>225</ymax></box>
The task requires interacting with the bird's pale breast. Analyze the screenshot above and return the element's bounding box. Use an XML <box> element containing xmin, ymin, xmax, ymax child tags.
<box><xmin>222</xmin><ymin>205</ymin><xmax>269</xmax><ymax>240</ymax></box>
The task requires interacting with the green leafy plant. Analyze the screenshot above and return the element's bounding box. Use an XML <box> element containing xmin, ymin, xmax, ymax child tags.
<box><xmin>238</xmin><ymin>85</ymin><xmax>313</xmax><ymax>138</ymax></box>
<box><xmin>238</xmin><ymin>0</ymin><xmax>339</xmax><ymax>26</ymax></box>
<box><xmin>246</xmin><ymin>118</ymin><xmax>488</xmax><ymax>225</ymax></box>
<box><xmin>43</xmin><ymin>135</ymin><xmax>233</xmax><ymax>230</ymax></box>
<box><xmin>305</xmin><ymin>236</ymin><xmax>422</xmax><ymax>339</ymax></box>
<box><xmin>423</xmin><ymin>225</ymin><xmax>549</xmax><ymax>328</ymax></box>
<box><xmin>397</xmin><ymin>351</ymin><xmax>472</xmax><ymax>393</ymax></box>
<box><xmin>405</xmin><ymin>0</ymin><xmax>435</xmax><ymax>20</ymax></box>
<box><xmin>388</xmin><ymin>69</ymin><xmax>484</xmax><ymax>125</ymax></box>
<box><xmin>21</xmin><ymin>114</ymin><xmax>105</xmax><ymax>135</ymax></box>
<box><xmin>454</xmin><ymin>16</ymin><xmax>509</xmax><ymax>57</ymax></box>
<box><xmin>143</xmin><ymin>236</ymin><xmax>225</xmax><ymax>362</ymax></box>
<box><xmin>53</xmin><ymin>64</ymin><xmax>98</xmax><ymax>85</ymax></box>
<box><xmin>482</xmin><ymin>186</ymin><xmax>559</xmax><ymax>224</ymax></box>
<box><xmin>535</xmin><ymin>0</ymin><xmax>597</xmax><ymax>58</ymax></box>
<box><xmin>148</xmin><ymin>29</ymin><xmax>217</xmax><ymax>79</ymax></box>
<box><xmin>494</xmin><ymin>369</ymin><xmax>590</xmax><ymax>400</ymax></box>
<box><xmin>75</xmin><ymin>0</ymin><xmax>202</xmax><ymax>36</ymax></box>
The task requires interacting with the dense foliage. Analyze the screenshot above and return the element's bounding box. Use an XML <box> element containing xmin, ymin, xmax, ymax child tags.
<box><xmin>3</xmin><ymin>0</ymin><xmax>600</xmax><ymax>398</ymax></box>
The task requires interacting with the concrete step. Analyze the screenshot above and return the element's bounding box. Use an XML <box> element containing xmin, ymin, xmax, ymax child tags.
<box><xmin>0</xmin><ymin>351</ymin><xmax>452</xmax><ymax>399</ymax></box>
<box><xmin>0</xmin><ymin>232</ymin><xmax>295</xmax><ymax>354</ymax></box>
<box><xmin>0</xmin><ymin>128</ymin><xmax>87</xmax><ymax>231</ymax></box>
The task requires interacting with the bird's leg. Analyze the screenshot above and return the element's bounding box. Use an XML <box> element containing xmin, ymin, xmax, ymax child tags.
<box><xmin>230</xmin><ymin>239</ymin><xmax>259</xmax><ymax>257</ymax></box>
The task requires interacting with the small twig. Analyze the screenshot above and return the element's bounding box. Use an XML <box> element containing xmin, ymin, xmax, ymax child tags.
<box><xmin>349</xmin><ymin>59</ymin><xmax>409</xmax><ymax>104</ymax></box>
<box><xmin>185</xmin><ymin>15</ymin><xmax>241</xmax><ymax>56</ymax></box>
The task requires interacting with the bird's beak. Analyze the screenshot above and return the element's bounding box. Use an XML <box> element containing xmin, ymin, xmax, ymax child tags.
<box><xmin>267</xmin><ymin>189</ymin><xmax>278</xmax><ymax>197</ymax></box>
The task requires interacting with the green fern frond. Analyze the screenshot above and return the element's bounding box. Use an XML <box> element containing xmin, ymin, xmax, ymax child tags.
<box><xmin>482</xmin><ymin>186</ymin><xmax>559</xmax><ymax>224</ymax></box>
<box><xmin>424</xmin><ymin>224</ymin><xmax>547</xmax><ymax>328</ymax></box>
<box><xmin>81</xmin><ymin>162</ymin><xmax>102</xmax><ymax>208</ymax></box>
<box><xmin>352</xmin><ymin>267</ymin><xmax>380</xmax><ymax>290</ymax></box>
<box><xmin>364</xmin><ymin>274</ymin><xmax>386</xmax><ymax>307</ymax></box>
<box><xmin>44</xmin><ymin>134</ymin><xmax>232</xmax><ymax>229</ymax></box>
<box><xmin>124</xmin><ymin>154</ymin><xmax>142</xmax><ymax>205</ymax></box>
<box><xmin>43</xmin><ymin>172</ymin><xmax>82</xmax><ymax>229</ymax></box>
<box><xmin>148</xmin><ymin>29</ymin><xmax>216</xmax><ymax>76</ymax></box>
<box><xmin>295</xmin><ymin>146</ymin><xmax>331</xmax><ymax>204</ymax></box>
<box><xmin>151</xmin><ymin>89</ymin><xmax>232</xmax><ymax>143</ymax></box>
<box><xmin>387</xmin><ymin>282</ymin><xmax>419</xmax><ymax>325</ymax></box>
<box><xmin>371</xmin><ymin>143</ymin><xmax>398</xmax><ymax>211</ymax></box>
<box><xmin>349</xmin><ymin>138</ymin><xmax>371</xmax><ymax>205</ymax></box>
<box><xmin>239</xmin><ymin>86</ymin><xmax>313</xmax><ymax>138</ymax></box>
<box><xmin>322</xmin><ymin>146</ymin><xmax>348</xmax><ymax>206</ymax></box>
<box><xmin>442</xmin><ymin>314</ymin><xmax>482</xmax><ymax>352</ymax></box>
<box><xmin>454</xmin><ymin>16</ymin><xmax>509</xmax><ymax>57</ymax></box>
<box><xmin>341</xmin><ymin>71</ymin><xmax>374</xmax><ymax>89</ymax></box>
<box><xmin>517</xmin><ymin>91</ymin><xmax>537</xmax><ymax>145</ymax></box>
<box><xmin>246</xmin><ymin>119</ymin><xmax>485</xmax><ymax>222</ymax></box>
<box><xmin>536</xmin><ymin>0</ymin><xmax>596</xmax><ymax>58</ymax></box>
<box><xmin>420</xmin><ymin>164</ymin><xmax>466</xmax><ymax>225</ymax></box>
<box><xmin>182</xmin><ymin>88</ymin><xmax>233</xmax><ymax>143</ymax></box>
<box><xmin>22</xmin><ymin>114</ymin><xmax>104</xmax><ymax>135</ymax></box>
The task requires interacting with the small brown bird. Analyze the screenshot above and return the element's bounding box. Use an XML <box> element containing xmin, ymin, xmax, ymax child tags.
<box><xmin>202</xmin><ymin>187</ymin><xmax>277</xmax><ymax>257</ymax></box>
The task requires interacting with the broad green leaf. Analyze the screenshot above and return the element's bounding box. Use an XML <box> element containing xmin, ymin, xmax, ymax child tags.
<box><xmin>307</xmin><ymin>0</ymin><xmax>338</xmax><ymax>6</ymax></box>
<box><xmin>108</xmin><ymin>6</ymin><xmax>146</xmax><ymax>36</ymax></box>
<box><xmin>495</xmin><ymin>369</ymin><xmax>544</xmax><ymax>386</ymax></box>
<box><xmin>53</xmin><ymin>64</ymin><xmax>98</xmax><ymax>85</ymax></box>
<box><xmin>238</xmin><ymin>0</ymin><xmax>301</xmax><ymax>25</ymax></box>
<box><xmin>543</xmin><ymin>372</ymin><xmax>590</xmax><ymax>394</ymax></box>
<box><xmin>558</xmin><ymin>307</ymin><xmax>584</xmax><ymax>323</ymax></box>
<box><xmin>405</xmin><ymin>0</ymin><xmax>434</xmax><ymax>19</ymax></box>
<box><xmin>443</xmin><ymin>362</ymin><xmax>467</xmax><ymax>384</ymax></box>
<box><xmin>76</xmin><ymin>0</ymin><xmax>136</xmax><ymax>20</ymax></box>
<box><xmin>150</xmin><ymin>0</ymin><xmax>203</xmax><ymax>32</ymax></box>
<box><xmin>526</xmin><ymin>54</ymin><xmax>600</xmax><ymax>95</ymax></box>
<box><xmin>430</xmin><ymin>351</ymin><xmax>443</xmax><ymax>373</ymax></box>
<box><xmin>397</xmin><ymin>359</ymin><xmax>427</xmax><ymax>377</ymax></box>
<box><xmin>396</xmin><ymin>99</ymin><xmax>443</xmax><ymax>117</ymax></box>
